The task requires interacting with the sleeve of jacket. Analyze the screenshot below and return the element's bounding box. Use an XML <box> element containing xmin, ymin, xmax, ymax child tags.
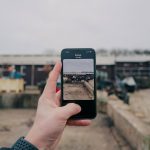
<box><xmin>0</xmin><ymin>137</ymin><xmax>38</xmax><ymax>150</ymax></box>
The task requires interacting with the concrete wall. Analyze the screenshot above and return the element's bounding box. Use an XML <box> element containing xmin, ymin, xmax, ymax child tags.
<box><xmin>0</xmin><ymin>93</ymin><xmax>39</xmax><ymax>108</ymax></box>
<box><xmin>84</xmin><ymin>81</ymin><xmax>93</xmax><ymax>95</ymax></box>
<box><xmin>107</xmin><ymin>100</ymin><xmax>150</xmax><ymax>150</ymax></box>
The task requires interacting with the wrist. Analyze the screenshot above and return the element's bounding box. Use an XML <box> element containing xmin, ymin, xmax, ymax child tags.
<box><xmin>25</xmin><ymin>127</ymin><xmax>43</xmax><ymax>149</ymax></box>
<box><xmin>25</xmin><ymin>125</ymin><xmax>52</xmax><ymax>150</ymax></box>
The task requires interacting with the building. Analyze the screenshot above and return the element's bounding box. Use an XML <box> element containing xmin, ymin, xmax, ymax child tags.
<box><xmin>0</xmin><ymin>54</ymin><xmax>150</xmax><ymax>88</ymax></box>
<box><xmin>96</xmin><ymin>55</ymin><xmax>115</xmax><ymax>80</ymax></box>
<box><xmin>0</xmin><ymin>55</ymin><xmax>60</xmax><ymax>86</ymax></box>
<box><xmin>115</xmin><ymin>56</ymin><xmax>150</xmax><ymax>79</ymax></box>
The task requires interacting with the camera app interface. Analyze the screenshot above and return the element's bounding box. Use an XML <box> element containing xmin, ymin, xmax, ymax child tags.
<box><xmin>63</xmin><ymin>59</ymin><xmax>94</xmax><ymax>100</ymax></box>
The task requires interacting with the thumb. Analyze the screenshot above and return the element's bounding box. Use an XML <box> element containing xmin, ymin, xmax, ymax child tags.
<box><xmin>59</xmin><ymin>103</ymin><xmax>81</xmax><ymax>120</ymax></box>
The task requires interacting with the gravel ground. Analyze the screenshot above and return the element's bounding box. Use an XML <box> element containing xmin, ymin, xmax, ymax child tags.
<box><xmin>0</xmin><ymin>109</ymin><xmax>131</xmax><ymax>150</ymax></box>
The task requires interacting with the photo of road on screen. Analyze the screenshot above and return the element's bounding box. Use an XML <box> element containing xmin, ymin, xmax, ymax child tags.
<box><xmin>63</xmin><ymin>59</ymin><xmax>94</xmax><ymax>100</ymax></box>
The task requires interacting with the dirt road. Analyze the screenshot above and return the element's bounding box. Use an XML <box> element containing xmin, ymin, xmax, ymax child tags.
<box><xmin>0</xmin><ymin>109</ymin><xmax>131</xmax><ymax>150</ymax></box>
<box><xmin>64</xmin><ymin>83</ymin><xmax>91</xmax><ymax>100</ymax></box>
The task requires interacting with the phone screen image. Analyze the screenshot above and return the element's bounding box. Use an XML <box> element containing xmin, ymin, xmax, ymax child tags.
<box><xmin>63</xmin><ymin>59</ymin><xmax>94</xmax><ymax>100</ymax></box>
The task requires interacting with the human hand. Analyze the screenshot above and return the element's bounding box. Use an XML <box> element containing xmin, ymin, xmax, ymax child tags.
<box><xmin>25</xmin><ymin>62</ymin><xmax>91</xmax><ymax>150</ymax></box>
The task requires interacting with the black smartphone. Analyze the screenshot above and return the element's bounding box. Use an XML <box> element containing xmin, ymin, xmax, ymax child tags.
<box><xmin>61</xmin><ymin>48</ymin><xmax>96</xmax><ymax>119</ymax></box>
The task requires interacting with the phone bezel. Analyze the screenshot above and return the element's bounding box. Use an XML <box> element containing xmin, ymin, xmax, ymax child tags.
<box><xmin>61</xmin><ymin>48</ymin><xmax>97</xmax><ymax>119</ymax></box>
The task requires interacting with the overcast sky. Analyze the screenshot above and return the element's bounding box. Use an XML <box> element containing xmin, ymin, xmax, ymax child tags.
<box><xmin>0</xmin><ymin>0</ymin><xmax>150</xmax><ymax>54</ymax></box>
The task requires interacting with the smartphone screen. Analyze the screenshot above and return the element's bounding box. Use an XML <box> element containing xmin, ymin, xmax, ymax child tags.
<box><xmin>61</xmin><ymin>48</ymin><xmax>96</xmax><ymax>119</ymax></box>
<box><xmin>63</xmin><ymin>59</ymin><xmax>94</xmax><ymax>100</ymax></box>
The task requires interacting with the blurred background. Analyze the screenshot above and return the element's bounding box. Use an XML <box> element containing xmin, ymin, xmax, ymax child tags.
<box><xmin>0</xmin><ymin>0</ymin><xmax>150</xmax><ymax>150</ymax></box>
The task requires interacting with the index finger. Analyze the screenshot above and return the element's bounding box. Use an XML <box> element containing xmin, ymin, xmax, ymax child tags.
<box><xmin>42</xmin><ymin>61</ymin><xmax>62</xmax><ymax>99</ymax></box>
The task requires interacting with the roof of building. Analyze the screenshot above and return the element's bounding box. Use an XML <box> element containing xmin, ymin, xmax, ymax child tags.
<box><xmin>0</xmin><ymin>54</ymin><xmax>150</xmax><ymax>65</ymax></box>
<box><xmin>0</xmin><ymin>55</ymin><xmax>60</xmax><ymax>65</ymax></box>
<box><xmin>116</xmin><ymin>55</ymin><xmax>150</xmax><ymax>62</ymax></box>
<box><xmin>96</xmin><ymin>56</ymin><xmax>115</xmax><ymax>65</ymax></box>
